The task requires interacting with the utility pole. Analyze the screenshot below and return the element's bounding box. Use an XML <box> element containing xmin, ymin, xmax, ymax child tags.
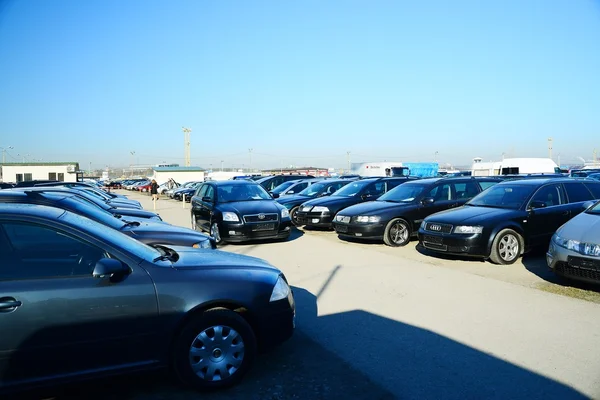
<box><xmin>221</xmin><ymin>160</ymin><xmax>224</xmax><ymax>171</ymax></box>
<box><xmin>130</xmin><ymin>151</ymin><xmax>135</xmax><ymax>177</ymax></box>
<box><xmin>434</xmin><ymin>151</ymin><xmax>439</xmax><ymax>163</ymax></box>
<box><xmin>346</xmin><ymin>151</ymin><xmax>351</xmax><ymax>172</ymax></box>
<box><xmin>1</xmin><ymin>146</ymin><xmax>13</xmax><ymax>164</ymax></box>
<box><xmin>182</xmin><ymin>127</ymin><xmax>192</xmax><ymax>167</ymax></box>
<box><xmin>248</xmin><ymin>148</ymin><xmax>253</xmax><ymax>172</ymax></box>
<box><xmin>548</xmin><ymin>137</ymin><xmax>553</xmax><ymax>160</ymax></box>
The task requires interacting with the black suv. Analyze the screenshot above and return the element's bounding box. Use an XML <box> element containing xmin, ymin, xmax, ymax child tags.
<box><xmin>332</xmin><ymin>177</ymin><xmax>501</xmax><ymax>246</ymax></box>
<box><xmin>255</xmin><ymin>175</ymin><xmax>315</xmax><ymax>192</ymax></box>
<box><xmin>295</xmin><ymin>177</ymin><xmax>418</xmax><ymax>229</ymax></box>
<box><xmin>417</xmin><ymin>178</ymin><xmax>600</xmax><ymax>264</ymax></box>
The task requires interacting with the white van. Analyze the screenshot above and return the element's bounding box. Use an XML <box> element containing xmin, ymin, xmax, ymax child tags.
<box><xmin>471</xmin><ymin>157</ymin><xmax>560</xmax><ymax>176</ymax></box>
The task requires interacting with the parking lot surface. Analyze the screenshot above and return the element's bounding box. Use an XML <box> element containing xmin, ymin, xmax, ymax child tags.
<box><xmin>29</xmin><ymin>191</ymin><xmax>600</xmax><ymax>400</ymax></box>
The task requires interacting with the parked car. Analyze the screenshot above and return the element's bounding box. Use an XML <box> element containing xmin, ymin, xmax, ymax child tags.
<box><xmin>170</xmin><ymin>181</ymin><xmax>200</xmax><ymax>199</ymax></box>
<box><xmin>12</xmin><ymin>180</ymin><xmax>59</xmax><ymax>188</ymax></box>
<box><xmin>11</xmin><ymin>187</ymin><xmax>163</xmax><ymax>221</ymax></box>
<box><xmin>547</xmin><ymin>200</ymin><xmax>600</xmax><ymax>284</ymax></box>
<box><xmin>333</xmin><ymin>177</ymin><xmax>502</xmax><ymax>246</ymax></box>
<box><xmin>570</xmin><ymin>169</ymin><xmax>600</xmax><ymax>178</ymax></box>
<box><xmin>49</xmin><ymin>185</ymin><xmax>143</xmax><ymax>209</ymax></box>
<box><xmin>276</xmin><ymin>179</ymin><xmax>357</xmax><ymax>225</ymax></box>
<box><xmin>173</xmin><ymin>182</ymin><xmax>203</xmax><ymax>201</ymax></box>
<box><xmin>0</xmin><ymin>203</ymin><xmax>294</xmax><ymax>391</ymax></box>
<box><xmin>294</xmin><ymin>177</ymin><xmax>418</xmax><ymax>229</ymax></box>
<box><xmin>190</xmin><ymin>180</ymin><xmax>293</xmax><ymax>244</ymax></box>
<box><xmin>104</xmin><ymin>181</ymin><xmax>123</xmax><ymax>189</ymax></box>
<box><xmin>0</xmin><ymin>183</ymin><xmax>14</xmax><ymax>190</ymax></box>
<box><xmin>585</xmin><ymin>173</ymin><xmax>600</xmax><ymax>182</ymax></box>
<box><xmin>0</xmin><ymin>190</ymin><xmax>215</xmax><ymax>249</ymax></box>
<box><xmin>417</xmin><ymin>178</ymin><xmax>600</xmax><ymax>264</ymax></box>
<box><xmin>255</xmin><ymin>175</ymin><xmax>315</xmax><ymax>192</ymax></box>
<box><xmin>270</xmin><ymin>178</ymin><xmax>323</xmax><ymax>198</ymax></box>
<box><xmin>35</xmin><ymin>181</ymin><xmax>130</xmax><ymax>200</ymax></box>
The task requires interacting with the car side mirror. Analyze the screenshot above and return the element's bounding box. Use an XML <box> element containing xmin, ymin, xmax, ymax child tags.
<box><xmin>421</xmin><ymin>197</ymin><xmax>435</xmax><ymax>205</ymax></box>
<box><xmin>271</xmin><ymin>192</ymin><xmax>280</xmax><ymax>199</ymax></box>
<box><xmin>583</xmin><ymin>200</ymin><xmax>596</xmax><ymax>210</ymax></box>
<box><xmin>529</xmin><ymin>200</ymin><xmax>546</xmax><ymax>209</ymax></box>
<box><xmin>92</xmin><ymin>258</ymin><xmax>129</xmax><ymax>280</ymax></box>
<box><xmin>202</xmin><ymin>196</ymin><xmax>213</xmax><ymax>203</ymax></box>
<box><xmin>319</xmin><ymin>192</ymin><xmax>330</xmax><ymax>197</ymax></box>
<box><xmin>288</xmin><ymin>190</ymin><xmax>294</xmax><ymax>194</ymax></box>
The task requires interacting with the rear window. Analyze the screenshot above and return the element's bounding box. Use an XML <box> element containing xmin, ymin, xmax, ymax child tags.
<box><xmin>584</xmin><ymin>182</ymin><xmax>600</xmax><ymax>198</ymax></box>
<box><xmin>563</xmin><ymin>182</ymin><xmax>593</xmax><ymax>203</ymax></box>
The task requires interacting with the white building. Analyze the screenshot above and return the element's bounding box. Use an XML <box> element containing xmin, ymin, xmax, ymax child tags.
<box><xmin>471</xmin><ymin>157</ymin><xmax>560</xmax><ymax>176</ymax></box>
<box><xmin>152</xmin><ymin>166</ymin><xmax>206</xmax><ymax>185</ymax></box>
<box><xmin>0</xmin><ymin>162</ymin><xmax>80</xmax><ymax>183</ymax></box>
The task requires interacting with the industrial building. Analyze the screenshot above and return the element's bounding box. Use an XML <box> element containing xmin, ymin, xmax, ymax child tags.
<box><xmin>260</xmin><ymin>167</ymin><xmax>330</xmax><ymax>176</ymax></box>
<box><xmin>152</xmin><ymin>166</ymin><xmax>206</xmax><ymax>184</ymax></box>
<box><xmin>0</xmin><ymin>162</ymin><xmax>80</xmax><ymax>183</ymax></box>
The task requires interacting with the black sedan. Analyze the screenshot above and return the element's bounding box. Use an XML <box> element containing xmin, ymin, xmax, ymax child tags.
<box><xmin>12</xmin><ymin>186</ymin><xmax>162</xmax><ymax>221</ymax></box>
<box><xmin>0</xmin><ymin>190</ymin><xmax>215</xmax><ymax>249</ymax></box>
<box><xmin>417</xmin><ymin>178</ymin><xmax>600</xmax><ymax>264</ymax></box>
<box><xmin>332</xmin><ymin>177</ymin><xmax>501</xmax><ymax>246</ymax></box>
<box><xmin>294</xmin><ymin>177</ymin><xmax>418</xmax><ymax>229</ymax></box>
<box><xmin>276</xmin><ymin>178</ymin><xmax>357</xmax><ymax>225</ymax></box>
<box><xmin>191</xmin><ymin>180</ymin><xmax>293</xmax><ymax>244</ymax></box>
<box><xmin>0</xmin><ymin>203</ymin><xmax>294</xmax><ymax>392</ymax></box>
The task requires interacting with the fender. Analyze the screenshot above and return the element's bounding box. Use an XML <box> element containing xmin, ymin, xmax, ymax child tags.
<box><xmin>485</xmin><ymin>222</ymin><xmax>526</xmax><ymax>256</ymax></box>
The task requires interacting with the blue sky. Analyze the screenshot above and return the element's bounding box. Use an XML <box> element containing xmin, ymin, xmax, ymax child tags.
<box><xmin>1</xmin><ymin>0</ymin><xmax>599</xmax><ymax>171</ymax></box>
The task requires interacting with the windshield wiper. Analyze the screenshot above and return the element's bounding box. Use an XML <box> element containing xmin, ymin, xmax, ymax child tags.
<box><xmin>120</xmin><ymin>220</ymin><xmax>140</xmax><ymax>229</ymax></box>
<box><xmin>152</xmin><ymin>245</ymin><xmax>179</xmax><ymax>262</ymax></box>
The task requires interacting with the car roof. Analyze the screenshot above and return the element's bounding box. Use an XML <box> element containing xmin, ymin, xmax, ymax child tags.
<box><xmin>496</xmin><ymin>178</ymin><xmax>590</xmax><ymax>185</ymax></box>
<box><xmin>0</xmin><ymin>202</ymin><xmax>66</xmax><ymax>218</ymax></box>
<box><xmin>211</xmin><ymin>180</ymin><xmax>260</xmax><ymax>186</ymax></box>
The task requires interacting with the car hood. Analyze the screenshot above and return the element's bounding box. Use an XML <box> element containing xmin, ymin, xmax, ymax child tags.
<box><xmin>277</xmin><ymin>194</ymin><xmax>312</xmax><ymax>205</ymax></box>
<box><xmin>127</xmin><ymin>221</ymin><xmax>210</xmax><ymax>239</ymax></box>
<box><xmin>336</xmin><ymin>200</ymin><xmax>411</xmax><ymax>216</ymax></box>
<box><xmin>557</xmin><ymin>212</ymin><xmax>600</xmax><ymax>243</ymax></box>
<box><xmin>425</xmin><ymin>205</ymin><xmax>522</xmax><ymax>224</ymax></box>
<box><xmin>219</xmin><ymin>200</ymin><xmax>284</xmax><ymax>215</ymax></box>
<box><xmin>169</xmin><ymin>247</ymin><xmax>279</xmax><ymax>272</ymax></box>
<box><xmin>301</xmin><ymin>195</ymin><xmax>360</xmax><ymax>209</ymax></box>
<box><xmin>113</xmin><ymin>208</ymin><xmax>161</xmax><ymax>220</ymax></box>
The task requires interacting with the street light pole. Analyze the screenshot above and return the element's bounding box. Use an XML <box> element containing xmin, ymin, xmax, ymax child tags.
<box><xmin>1</xmin><ymin>146</ymin><xmax>14</xmax><ymax>164</ymax></box>
<box><xmin>248</xmin><ymin>148</ymin><xmax>253</xmax><ymax>172</ymax></box>
<box><xmin>221</xmin><ymin>160</ymin><xmax>224</xmax><ymax>171</ymax></box>
<box><xmin>130</xmin><ymin>151</ymin><xmax>135</xmax><ymax>177</ymax></box>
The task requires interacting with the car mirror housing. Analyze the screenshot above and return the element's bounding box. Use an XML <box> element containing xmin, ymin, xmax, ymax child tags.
<box><xmin>583</xmin><ymin>200</ymin><xmax>597</xmax><ymax>210</ymax></box>
<box><xmin>93</xmin><ymin>258</ymin><xmax>129</xmax><ymax>280</ymax></box>
<box><xmin>421</xmin><ymin>197</ymin><xmax>435</xmax><ymax>205</ymax></box>
<box><xmin>202</xmin><ymin>196</ymin><xmax>213</xmax><ymax>203</ymax></box>
<box><xmin>271</xmin><ymin>193</ymin><xmax>280</xmax><ymax>199</ymax></box>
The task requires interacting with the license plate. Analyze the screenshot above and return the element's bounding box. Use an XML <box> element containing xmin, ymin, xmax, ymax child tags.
<box><xmin>252</xmin><ymin>223</ymin><xmax>275</xmax><ymax>231</ymax></box>
<box><xmin>423</xmin><ymin>235</ymin><xmax>443</xmax><ymax>245</ymax></box>
<box><xmin>336</xmin><ymin>225</ymin><xmax>348</xmax><ymax>233</ymax></box>
<box><xmin>312</xmin><ymin>218</ymin><xmax>320</xmax><ymax>223</ymax></box>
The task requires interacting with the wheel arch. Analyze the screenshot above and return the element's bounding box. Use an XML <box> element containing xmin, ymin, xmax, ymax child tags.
<box><xmin>485</xmin><ymin>223</ymin><xmax>526</xmax><ymax>257</ymax></box>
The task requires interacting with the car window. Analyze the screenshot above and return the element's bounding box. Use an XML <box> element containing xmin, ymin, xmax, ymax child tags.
<box><xmin>289</xmin><ymin>182</ymin><xmax>308</xmax><ymax>193</ymax></box>
<box><xmin>529</xmin><ymin>184</ymin><xmax>564</xmax><ymax>207</ymax></box>
<box><xmin>428</xmin><ymin>183</ymin><xmax>453</xmax><ymax>200</ymax></box>
<box><xmin>363</xmin><ymin>182</ymin><xmax>386</xmax><ymax>197</ymax></box>
<box><xmin>453</xmin><ymin>181</ymin><xmax>480</xmax><ymax>199</ymax></box>
<box><xmin>584</xmin><ymin>182</ymin><xmax>600</xmax><ymax>198</ymax></box>
<box><xmin>478</xmin><ymin>180</ymin><xmax>498</xmax><ymax>191</ymax></box>
<box><xmin>195</xmin><ymin>184</ymin><xmax>207</xmax><ymax>197</ymax></box>
<box><xmin>385</xmin><ymin>179</ymin><xmax>406</xmax><ymax>191</ymax></box>
<box><xmin>1</xmin><ymin>222</ymin><xmax>107</xmax><ymax>280</ymax></box>
<box><xmin>563</xmin><ymin>182</ymin><xmax>594</xmax><ymax>203</ymax></box>
<box><xmin>205</xmin><ymin>185</ymin><xmax>215</xmax><ymax>201</ymax></box>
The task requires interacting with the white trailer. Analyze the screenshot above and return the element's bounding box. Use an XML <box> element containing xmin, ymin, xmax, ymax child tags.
<box><xmin>471</xmin><ymin>157</ymin><xmax>560</xmax><ymax>176</ymax></box>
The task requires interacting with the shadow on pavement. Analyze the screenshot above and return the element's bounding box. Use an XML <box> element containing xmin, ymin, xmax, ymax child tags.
<box><xmin>522</xmin><ymin>254</ymin><xmax>600</xmax><ymax>293</ymax></box>
<box><xmin>415</xmin><ymin>242</ymin><xmax>488</xmax><ymax>263</ymax></box>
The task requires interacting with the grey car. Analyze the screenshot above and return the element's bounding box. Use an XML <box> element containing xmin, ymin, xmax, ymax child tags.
<box><xmin>547</xmin><ymin>200</ymin><xmax>600</xmax><ymax>284</ymax></box>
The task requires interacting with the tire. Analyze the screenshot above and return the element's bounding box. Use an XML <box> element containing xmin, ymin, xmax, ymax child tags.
<box><xmin>489</xmin><ymin>229</ymin><xmax>522</xmax><ymax>265</ymax></box>
<box><xmin>173</xmin><ymin>308</ymin><xmax>257</xmax><ymax>391</ymax></box>
<box><xmin>383</xmin><ymin>218</ymin><xmax>411</xmax><ymax>247</ymax></box>
<box><xmin>210</xmin><ymin>222</ymin><xmax>223</xmax><ymax>245</ymax></box>
<box><xmin>290</xmin><ymin>206</ymin><xmax>300</xmax><ymax>226</ymax></box>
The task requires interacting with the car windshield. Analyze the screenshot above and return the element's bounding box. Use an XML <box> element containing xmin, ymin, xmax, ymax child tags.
<box><xmin>332</xmin><ymin>180</ymin><xmax>373</xmax><ymax>197</ymax></box>
<box><xmin>467</xmin><ymin>184</ymin><xmax>536</xmax><ymax>209</ymax></box>
<box><xmin>217</xmin><ymin>184</ymin><xmax>272</xmax><ymax>202</ymax></box>
<box><xmin>378</xmin><ymin>183</ymin><xmax>426</xmax><ymax>203</ymax></box>
<box><xmin>587</xmin><ymin>201</ymin><xmax>600</xmax><ymax>215</ymax></box>
<box><xmin>271</xmin><ymin>181</ymin><xmax>296</xmax><ymax>194</ymax></box>
<box><xmin>299</xmin><ymin>182</ymin><xmax>327</xmax><ymax>197</ymax></box>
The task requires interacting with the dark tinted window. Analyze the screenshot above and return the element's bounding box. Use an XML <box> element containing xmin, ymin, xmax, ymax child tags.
<box><xmin>195</xmin><ymin>184</ymin><xmax>207</xmax><ymax>197</ymax></box>
<box><xmin>584</xmin><ymin>182</ymin><xmax>600</xmax><ymax>198</ymax></box>
<box><xmin>289</xmin><ymin>182</ymin><xmax>308</xmax><ymax>193</ymax></box>
<box><xmin>363</xmin><ymin>182</ymin><xmax>386</xmax><ymax>197</ymax></box>
<box><xmin>454</xmin><ymin>181</ymin><xmax>480</xmax><ymax>199</ymax></box>
<box><xmin>477</xmin><ymin>180</ymin><xmax>499</xmax><ymax>191</ymax></box>
<box><xmin>428</xmin><ymin>183</ymin><xmax>453</xmax><ymax>201</ymax></box>
<box><xmin>204</xmin><ymin>185</ymin><xmax>215</xmax><ymax>201</ymax></box>
<box><xmin>385</xmin><ymin>179</ymin><xmax>406</xmax><ymax>191</ymax></box>
<box><xmin>1</xmin><ymin>222</ymin><xmax>106</xmax><ymax>280</ymax></box>
<box><xmin>529</xmin><ymin>184</ymin><xmax>564</xmax><ymax>207</ymax></box>
<box><xmin>563</xmin><ymin>182</ymin><xmax>593</xmax><ymax>203</ymax></box>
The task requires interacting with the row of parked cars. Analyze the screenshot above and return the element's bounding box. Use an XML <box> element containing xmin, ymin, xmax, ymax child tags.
<box><xmin>155</xmin><ymin>173</ymin><xmax>600</xmax><ymax>287</ymax></box>
<box><xmin>0</xmin><ymin>181</ymin><xmax>295</xmax><ymax>393</ymax></box>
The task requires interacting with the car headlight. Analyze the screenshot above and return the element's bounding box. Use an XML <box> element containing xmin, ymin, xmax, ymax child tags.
<box><xmin>270</xmin><ymin>275</ymin><xmax>291</xmax><ymax>302</ymax></box>
<box><xmin>281</xmin><ymin>209</ymin><xmax>290</xmax><ymax>218</ymax></box>
<box><xmin>312</xmin><ymin>206</ymin><xmax>329</xmax><ymax>212</ymax></box>
<box><xmin>420</xmin><ymin>220</ymin><xmax>427</xmax><ymax>230</ymax></box>
<box><xmin>335</xmin><ymin>215</ymin><xmax>351</xmax><ymax>223</ymax></box>
<box><xmin>355</xmin><ymin>215</ymin><xmax>380</xmax><ymax>223</ymax></box>
<box><xmin>222</xmin><ymin>212</ymin><xmax>240</xmax><ymax>222</ymax></box>
<box><xmin>301</xmin><ymin>205</ymin><xmax>313</xmax><ymax>212</ymax></box>
<box><xmin>553</xmin><ymin>234</ymin><xmax>600</xmax><ymax>256</ymax></box>
<box><xmin>192</xmin><ymin>239</ymin><xmax>213</xmax><ymax>249</ymax></box>
<box><xmin>453</xmin><ymin>225</ymin><xmax>483</xmax><ymax>234</ymax></box>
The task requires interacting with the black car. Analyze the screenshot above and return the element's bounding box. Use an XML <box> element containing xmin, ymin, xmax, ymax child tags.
<box><xmin>0</xmin><ymin>203</ymin><xmax>294</xmax><ymax>392</ymax></box>
<box><xmin>35</xmin><ymin>181</ymin><xmax>133</xmax><ymax>202</ymax></box>
<box><xmin>294</xmin><ymin>177</ymin><xmax>418</xmax><ymax>229</ymax></box>
<box><xmin>191</xmin><ymin>180</ymin><xmax>293</xmax><ymax>244</ymax></box>
<box><xmin>0</xmin><ymin>183</ymin><xmax>14</xmax><ymax>190</ymax></box>
<box><xmin>276</xmin><ymin>179</ymin><xmax>357</xmax><ymax>225</ymax></box>
<box><xmin>11</xmin><ymin>186</ymin><xmax>162</xmax><ymax>221</ymax></box>
<box><xmin>332</xmin><ymin>177</ymin><xmax>502</xmax><ymax>246</ymax></box>
<box><xmin>0</xmin><ymin>190</ymin><xmax>215</xmax><ymax>249</ymax></box>
<box><xmin>417</xmin><ymin>178</ymin><xmax>600</xmax><ymax>264</ymax></box>
<box><xmin>255</xmin><ymin>175</ymin><xmax>315</xmax><ymax>192</ymax></box>
<box><xmin>12</xmin><ymin>180</ymin><xmax>59</xmax><ymax>188</ymax></box>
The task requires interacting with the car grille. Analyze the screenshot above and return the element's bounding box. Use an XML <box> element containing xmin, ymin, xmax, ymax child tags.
<box><xmin>424</xmin><ymin>222</ymin><xmax>453</xmax><ymax>234</ymax></box>
<box><xmin>568</xmin><ymin>256</ymin><xmax>600</xmax><ymax>271</ymax></box>
<box><xmin>556</xmin><ymin>261</ymin><xmax>600</xmax><ymax>282</ymax></box>
<box><xmin>243</xmin><ymin>213</ymin><xmax>278</xmax><ymax>223</ymax></box>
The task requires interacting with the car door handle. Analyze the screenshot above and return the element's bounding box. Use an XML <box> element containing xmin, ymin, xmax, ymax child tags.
<box><xmin>0</xmin><ymin>297</ymin><xmax>22</xmax><ymax>311</ymax></box>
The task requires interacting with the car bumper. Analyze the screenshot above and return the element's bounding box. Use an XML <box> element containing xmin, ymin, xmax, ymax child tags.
<box><xmin>294</xmin><ymin>211</ymin><xmax>333</xmax><ymax>227</ymax></box>
<box><xmin>254</xmin><ymin>292</ymin><xmax>295</xmax><ymax>350</ymax></box>
<box><xmin>547</xmin><ymin>241</ymin><xmax>600</xmax><ymax>285</ymax></box>
<box><xmin>219</xmin><ymin>220</ymin><xmax>293</xmax><ymax>243</ymax></box>
<box><xmin>417</xmin><ymin>229</ymin><xmax>489</xmax><ymax>257</ymax></box>
<box><xmin>332</xmin><ymin>222</ymin><xmax>385</xmax><ymax>239</ymax></box>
